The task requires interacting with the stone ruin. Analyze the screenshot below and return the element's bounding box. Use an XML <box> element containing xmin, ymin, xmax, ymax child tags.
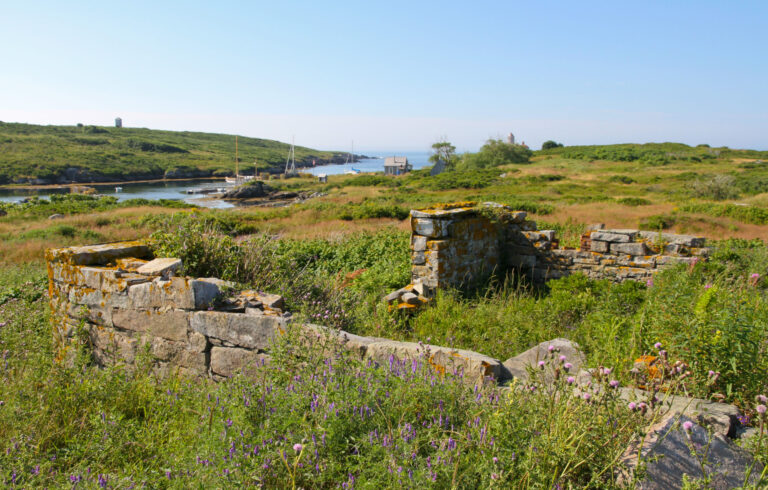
<box><xmin>44</xmin><ymin>209</ymin><xmax>764</xmax><ymax>487</ymax></box>
<box><xmin>386</xmin><ymin>202</ymin><xmax>710</xmax><ymax>309</ymax></box>
<box><xmin>46</xmin><ymin>241</ymin><xmax>503</xmax><ymax>383</ymax></box>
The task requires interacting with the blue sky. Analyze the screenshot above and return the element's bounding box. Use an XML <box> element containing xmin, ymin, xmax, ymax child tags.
<box><xmin>1</xmin><ymin>1</ymin><xmax>766</xmax><ymax>151</ymax></box>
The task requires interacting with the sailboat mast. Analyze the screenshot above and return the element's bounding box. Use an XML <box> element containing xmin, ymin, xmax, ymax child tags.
<box><xmin>235</xmin><ymin>136</ymin><xmax>239</xmax><ymax>177</ymax></box>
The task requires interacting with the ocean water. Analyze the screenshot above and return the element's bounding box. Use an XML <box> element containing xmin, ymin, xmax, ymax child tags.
<box><xmin>0</xmin><ymin>151</ymin><xmax>433</xmax><ymax>208</ymax></box>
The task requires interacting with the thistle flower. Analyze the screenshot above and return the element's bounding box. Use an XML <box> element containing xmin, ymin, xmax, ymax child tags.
<box><xmin>654</xmin><ymin>342</ymin><xmax>662</xmax><ymax>350</ymax></box>
<box><xmin>559</xmin><ymin>355</ymin><xmax>567</xmax><ymax>363</ymax></box>
<box><xmin>757</xmin><ymin>395</ymin><xmax>767</xmax><ymax>404</ymax></box>
<box><xmin>628</xmin><ymin>402</ymin><xmax>637</xmax><ymax>411</ymax></box>
<box><xmin>563</xmin><ymin>362</ymin><xmax>573</xmax><ymax>371</ymax></box>
<box><xmin>566</xmin><ymin>376</ymin><xmax>575</xmax><ymax>385</ymax></box>
<box><xmin>537</xmin><ymin>360</ymin><xmax>546</xmax><ymax>369</ymax></box>
<box><xmin>582</xmin><ymin>393</ymin><xmax>591</xmax><ymax>401</ymax></box>
<box><xmin>757</xmin><ymin>405</ymin><xmax>767</xmax><ymax>416</ymax></box>
<box><xmin>682</xmin><ymin>420</ymin><xmax>693</xmax><ymax>433</ymax></box>
<box><xmin>609</xmin><ymin>380</ymin><xmax>619</xmax><ymax>389</ymax></box>
<box><xmin>293</xmin><ymin>443</ymin><xmax>303</xmax><ymax>452</ymax></box>
<box><xmin>547</xmin><ymin>345</ymin><xmax>555</xmax><ymax>353</ymax></box>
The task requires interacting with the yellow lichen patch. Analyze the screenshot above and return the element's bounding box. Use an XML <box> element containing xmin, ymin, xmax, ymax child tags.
<box><xmin>420</xmin><ymin>201</ymin><xmax>478</xmax><ymax>212</ymax></box>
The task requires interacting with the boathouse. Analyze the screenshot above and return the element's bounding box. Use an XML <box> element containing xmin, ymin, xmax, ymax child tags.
<box><xmin>384</xmin><ymin>156</ymin><xmax>412</xmax><ymax>176</ymax></box>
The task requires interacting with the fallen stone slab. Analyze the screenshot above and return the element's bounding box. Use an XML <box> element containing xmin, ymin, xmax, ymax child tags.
<box><xmin>502</xmin><ymin>338</ymin><xmax>585</xmax><ymax>382</ymax></box>
<box><xmin>136</xmin><ymin>258</ymin><xmax>182</xmax><ymax>277</ymax></box>
<box><xmin>364</xmin><ymin>340</ymin><xmax>503</xmax><ymax>382</ymax></box>
<box><xmin>619</xmin><ymin>387</ymin><xmax>741</xmax><ymax>437</ymax></box>
<box><xmin>637</xmin><ymin>231</ymin><xmax>706</xmax><ymax>248</ymax></box>
<box><xmin>591</xmin><ymin>231</ymin><xmax>633</xmax><ymax>243</ymax></box>
<box><xmin>190</xmin><ymin>310</ymin><xmax>285</xmax><ymax>350</ymax></box>
<box><xmin>47</xmin><ymin>241</ymin><xmax>152</xmax><ymax>266</ymax></box>
<box><xmin>210</xmin><ymin>346</ymin><xmax>269</xmax><ymax>377</ymax></box>
<box><xmin>618</xmin><ymin>415</ymin><xmax>763</xmax><ymax>489</ymax></box>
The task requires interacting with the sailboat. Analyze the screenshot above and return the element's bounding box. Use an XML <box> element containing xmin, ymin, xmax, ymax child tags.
<box><xmin>344</xmin><ymin>141</ymin><xmax>360</xmax><ymax>175</ymax></box>
<box><xmin>284</xmin><ymin>137</ymin><xmax>297</xmax><ymax>176</ymax></box>
<box><xmin>226</xmin><ymin>136</ymin><xmax>255</xmax><ymax>184</ymax></box>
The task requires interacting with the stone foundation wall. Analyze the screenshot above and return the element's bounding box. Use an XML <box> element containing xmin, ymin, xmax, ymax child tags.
<box><xmin>47</xmin><ymin>241</ymin><xmax>289</xmax><ymax>380</ymax></box>
<box><xmin>46</xmin><ymin>241</ymin><xmax>506</xmax><ymax>383</ymax></box>
<box><xmin>390</xmin><ymin>203</ymin><xmax>709</xmax><ymax>306</ymax></box>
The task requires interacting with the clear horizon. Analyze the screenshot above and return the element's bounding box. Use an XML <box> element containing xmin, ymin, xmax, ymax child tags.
<box><xmin>1</xmin><ymin>1</ymin><xmax>766</xmax><ymax>152</ymax></box>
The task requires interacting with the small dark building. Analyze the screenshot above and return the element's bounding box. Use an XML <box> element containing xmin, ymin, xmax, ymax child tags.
<box><xmin>384</xmin><ymin>156</ymin><xmax>412</xmax><ymax>176</ymax></box>
<box><xmin>430</xmin><ymin>160</ymin><xmax>446</xmax><ymax>176</ymax></box>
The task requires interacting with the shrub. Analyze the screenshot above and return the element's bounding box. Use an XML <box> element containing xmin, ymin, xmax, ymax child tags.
<box><xmin>689</xmin><ymin>175</ymin><xmax>740</xmax><ymax>200</ymax></box>
<box><xmin>680</xmin><ymin>203</ymin><xmax>768</xmax><ymax>225</ymax></box>
<box><xmin>607</xmin><ymin>175</ymin><xmax>637</xmax><ymax>184</ymax></box>
<box><xmin>639</xmin><ymin>214</ymin><xmax>676</xmax><ymax>230</ymax></box>
<box><xmin>541</xmin><ymin>140</ymin><xmax>563</xmax><ymax>150</ymax></box>
<box><xmin>459</xmin><ymin>139</ymin><xmax>532</xmax><ymax>169</ymax></box>
<box><xmin>616</xmin><ymin>197</ymin><xmax>651</xmax><ymax>206</ymax></box>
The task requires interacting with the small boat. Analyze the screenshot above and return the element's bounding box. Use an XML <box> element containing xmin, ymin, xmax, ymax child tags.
<box><xmin>344</xmin><ymin>168</ymin><xmax>361</xmax><ymax>175</ymax></box>
<box><xmin>114</xmin><ymin>187</ymin><xmax>123</xmax><ymax>192</ymax></box>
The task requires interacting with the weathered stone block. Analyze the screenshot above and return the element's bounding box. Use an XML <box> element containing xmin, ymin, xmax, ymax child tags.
<box><xmin>590</xmin><ymin>231</ymin><xmax>632</xmax><ymax>243</ymax></box>
<box><xmin>412</xmin><ymin>218</ymin><xmax>451</xmax><ymax>238</ymax></box>
<box><xmin>364</xmin><ymin>340</ymin><xmax>502</xmax><ymax>382</ymax></box>
<box><xmin>590</xmin><ymin>240</ymin><xmax>609</xmax><ymax>253</ymax></box>
<box><xmin>611</xmin><ymin>242</ymin><xmax>650</xmax><ymax>255</ymax></box>
<box><xmin>412</xmin><ymin>251</ymin><xmax>425</xmax><ymax>265</ymax></box>
<box><xmin>136</xmin><ymin>258</ymin><xmax>182</xmax><ymax>277</ymax></box>
<box><xmin>191</xmin><ymin>311</ymin><xmax>284</xmax><ymax>349</ymax></box>
<box><xmin>637</xmin><ymin>231</ymin><xmax>705</xmax><ymax>248</ymax></box>
<box><xmin>111</xmin><ymin>308</ymin><xmax>190</xmax><ymax>341</ymax></box>
<box><xmin>501</xmin><ymin>338</ymin><xmax>585</xmax><ymax>383</ymax></box>
<box><xmin>89</xmin><ymin>326</ymin><xmax>138</xmax><ymax>366</ymax></box>
<box><xmin>539</xmin><ymin>230</ymin><xmax>556</xmax><ymax>241</ymax></box>
<box><xmin>127</xmin><ymin>277</ymin><xmax>221</xmax><ymax>310</ymax></box>
<box><xmin>210</xmin><ymin>346</ymin><xmax>269</xmax><ymax>377</ymax></box>
<box><xmin>618</xmin><ymin>415</ymin><xmax>762</xmax><ymax>488</ymax></box>
<box><xmin>47</xmin><ymin>241</ymin><xmax>151</xmax><ymax>266</ymax></box>
<box><xmin>411</xmin><ymin>235</ymin><xmax>427</xmax><ymax>252</ymax></box>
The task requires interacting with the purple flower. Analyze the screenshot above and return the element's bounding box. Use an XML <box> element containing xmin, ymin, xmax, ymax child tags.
<box><xmin>566</xmin><ymin>376</ymin><xmax>575</xmax><ymax>385</ymax></box>
<box><xmin>757</xmin><ymin>404</ymin><xmax>767</xmax><ymax>415</ymax></box>
<box><xmin>293</xmin><ymin>443</ymin><xmax>303</xmax><ymax>452</ymax></box>
<box><xmin>704</xmin><ymin>283</ymin><xmax>712</xmax><ymax>289</ymax></box>
<box><xmin>582</xmin><ymin>393</ymin><xmax>591</xmax><ymax>401</ymax></box>
<box><xmin>750</xmin><ymin>273</ymin><xmax>760</xmax><ymax>279</ymax></box>
<box><xmin>609</xmin><ymin>380</ymin><xmax>619</xmax><ymax>389</ymax></box>
<box><xmin>492</xmin><ymin>457</ymin><xmax>498</xmax><ymax>464</ymax></box>
<box><xmin>537</xmin><ymin>360</ymin><xmax>546</xmax><ymax>369</ymax></box>
<box><xmin>646</xmin><ymin>278</ymin><xmax>653</xmax><ymax>287</ymax></box>
<box><xmin>547</xmin><ymin>345</ymin><xmax>555</xmax><ymax>353</ymax></box>
<box><xmin>563</xmin><ymin>362</ymin><xmax>573</xmax><ymax>371</ymax></box>
<box><xmin>682</xmin><ymin>421</ymin><xmax>693</xmax><ymax>433</ymax></box>
<box><xmin>628</xmin><ymin>402</ymin><xmax>637</xmax><ymax>411</ymax></box>
<box><xmin>757</xmin><ymin>395</ymin><xmax>768</xmax><ymax>404</ymax></box>
<box><xmin>559</xmin><ymin>355</ymin><xmax>567</xmax><ymax>363</ymax></box>
<box><xmin>654</xmin><ymin>342</ymin><xmax>662</xmax><ymax>350</ymax></box>
<box><xmin>98</xmin><ymin>474</ymin><xmax>108</xmax><ymax>488</ymax></box>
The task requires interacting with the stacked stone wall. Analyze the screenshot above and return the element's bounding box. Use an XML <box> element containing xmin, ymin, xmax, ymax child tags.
<box><xmin>47</xmin><ymin>241</ymin><xmax>288</xmax><ymax>380</ymax></box>
<box><xmin>46</xmin><ymin>241</ymin><xmax>506</xmax><ymax>383</ymax></box>
<box><xmin>389</xmin><ymin>203</ymin><xmax>710</xmax><ymax>306</ymax></box>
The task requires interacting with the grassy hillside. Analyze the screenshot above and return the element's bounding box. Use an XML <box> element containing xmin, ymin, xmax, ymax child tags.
<box><xmin>0</xmin><ymin>122</ymin><xmax>348</xmax><ymax>184</ymax></box>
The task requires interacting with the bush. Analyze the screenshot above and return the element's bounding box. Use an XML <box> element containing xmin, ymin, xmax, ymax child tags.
<box><xmin>459</xmin><ymin>139</ymin><xmax>532</xmax><ymax>169</ymax></box>
<box><xmin>607</xmin><ymin>175</ymin><xmax>637</xmax><ymax>184</ymax></box>
<box><xmin>680</xmin><ymin>203</ymin><xmax>768</xmax><ymax>225</ymax></box>
<box><xmin>639</xmin><ymin>214</ymin><xmax>676</xmax><ymax>230</ymax></box>
<box><xmin>689</xmin><ymin>175</ymin><xmax>740</xmax><ymax>200</ymax></box>
<box><xmin>418</xmin><ymin>168</ymin><xmax>501</xmax><ymax>190</ymax></box>
<box><xmin>616</xmin><ymin>197</ymin><xmax>651</xmax><ymax>206</ymax></box>
<box><xmin>541</xmin><ymin>140</ymin><xmax>563</xmax><ymax>150</ymax></box>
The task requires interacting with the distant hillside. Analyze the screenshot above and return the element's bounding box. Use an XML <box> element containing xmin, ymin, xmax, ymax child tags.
<box><xmin>536</xmin><ymin>142</ymin><xmax>768</xmax><ymax>165</ymax></box>
<box><xmin>0</xmin><ymin>122</ymin><xmax>352</xmax><ymax>185</ymax></box>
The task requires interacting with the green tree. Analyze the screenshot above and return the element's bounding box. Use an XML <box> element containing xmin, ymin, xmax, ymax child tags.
<box><xmin>459</xmin><ymin>139</ymin><xmax>532</xmax><ymax>169</ymax></box>
<box><xmin>429</xmin><ymin>140</ymin><xmax>457</xmax><ymax>169</ymax></box>
<box><xmin>541</xmin><ymin>140</ymin><xmax>563</xmax><ymax>150</ymax></box>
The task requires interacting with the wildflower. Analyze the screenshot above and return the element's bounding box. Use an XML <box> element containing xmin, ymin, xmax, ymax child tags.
<box><xmin>559</xmin><ymin>355</ymin><xmax>567</xmax><ymax>363</ymax></box>
<box><xmin>708</xmin><ymin>370</ymin><xmax>715</xmax><ymax>377</ymax></box>
<box><xmin>537</xmin><ymin>360</ymin><xmax>546</xmax><ymax>369</ymax></box>
<box><xmin>98</xmin><ymin>474</ymin><xmax>108</xmax><ymax>488</ymax></box>
<box><xmin>628</xmin><ymin>402</ymin><xmax>637</xmax><ymax>411</ymax></box>
<box><xmin>563</xmin><ymin>362</ymin><xmax>573</xmax><ymax>371</ymax></box>
<box><xmin>704</xmin><ymin>283</ymin><xmax>712</xmax><ymax>289</ymax></box>
<box><xmin>646</xmin><ymin>278</ymin><xmax>653</xmax><ymax>287</ymax></box>
<box><xmin>492</xmin><ymin>457</ymin><xmax>498</xmax><ymax>464</ymax></box>
<box><xmin>757</xmin><ymin>395</ymin><xmax>768</xmax><ymax>404</ymax></box>
<box><xmin>293</xmin><ymin>443</ymin><xmax>303</xmax><ymax>452</ymax></box>
<box><xmin>654</xmin><ymin>342</ymin><xmax>662</xmax><ymax>350</ymax></box>
<box><xmin>682</xmin><ymin>420</ymin><xmax>693</xmax><ymax>433</ymax></box>
<box><xmin>491</xmin><ymin>473</ymin><xmax>499</xmax><ymax>480</ymax></box>
<box><xmin>609</xmin><ymin>380</ymin><xmax>620</xmax><ymax>389</ymax></box>
<box><xmin>757</xmin><ymin>405</ymin><xmax>767</xmax><ymax>416</ymax></box>
<box><xmin>547</xmin><ymin>345</ymin><xmax>555</xmax><ymax>353</ymax></box>
<box><xmin>582</xmin><ymin>393</ymin><xmax>591</xmax><ymax>401</ymax></box>
<box><xmin>566</xmin><ymin>376</ymin><xmax>575</xmax><ymax>385</ymax></box>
